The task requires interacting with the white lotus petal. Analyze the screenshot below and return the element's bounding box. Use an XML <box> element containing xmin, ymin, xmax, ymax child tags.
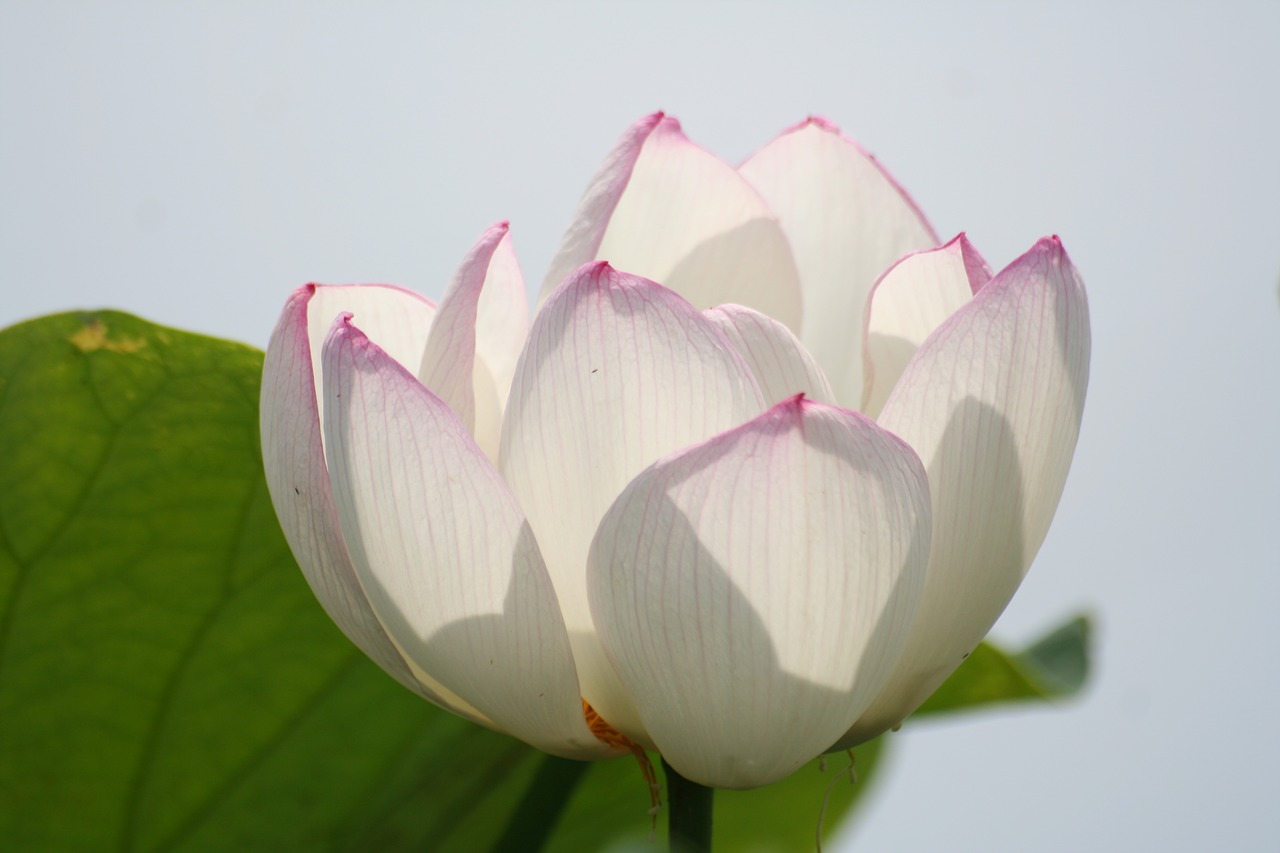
<box><xmin>474</xmin><ymin>227</ymin><xmax>529</xmax><ymax>410</ymax></box>
<box><xmin>501</xmin><ymin>263</ymin><xmax>764</xmax><ymax>740</ymax></box>
<box><xmin>704</xmin><ymin>304</ymin><xmax>836</xmax><ymax>407</ymax></box>
<box><xmin>589</xmin><ymin>397</ymin><xmax>930</xmax><ymax>788</ymax></box>
<box><xmin>420</xmin><ymin>222</ymin><xmax>519</xmax><ymax>460</ymax></box>
<box><xmin>419</xmin><ymin>223</ymin><xmax>506</xmax><ymax>434</ymax></box>
<box><xmin>540</xmin><ymin>113</ymin><xmax>665</xmax><ymax>302</ymax></box>
<box><xmin>322</xmin><ymin>314</ymin><xmax>613</xmax><ymax>759</ymax></box>
<box><xmin>861</xmin><ymin>234</ymin><xmax>991</xmax><ymax>419</ymax></box>
<box><xmin>839</xmin><ymin>236</ymin><xmax>1090</xmax><ymax>747</ymax></box>
<box><xmin>739</xmin><ymin>118</ymin><xmax>939</xmax><ymax>408</ymax></box>
<box><xmin>260</xmin><ymin>284</ymin><xmax>513</xmax><ymax>728</ymax></box>
<box><xmin>303</xmin><ymin>283</ymin><xmax>438</xmax><ymax>431</ymax></box>
<box><xmin>301</xmin><ymin>285</ymin><xmax>504</xmax><ymax>716</ymax></box>
<box><xmin>540</xmin><ymin>113</ymin><xmax>803</xmax><ymax>333</ymax></box>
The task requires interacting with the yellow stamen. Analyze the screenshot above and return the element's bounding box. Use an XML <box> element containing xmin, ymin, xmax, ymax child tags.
<box><xmin>583</xmin><ymin>699</ymin><xmax>662</xmax><ymax>818</ymax></box>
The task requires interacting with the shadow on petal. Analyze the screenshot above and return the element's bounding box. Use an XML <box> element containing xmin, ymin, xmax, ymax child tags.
<box><xmin>589</xmin><ymin>406</ymin><xmax>931</xmax><ymax>789</ymax></box>
<box><xmin>838</xmin><ymin>398</ymin><xmax>1026</xmax><ymax>748</ymax></box>
<box><xmin>662</xmin><ymin>217</ymin><xmax>803</xmax><ymax>332</ymax></box>
<box><xmin>355</xmin><ymin>521</ymin><xmax>614</xmax><ymax>761</ymax></box>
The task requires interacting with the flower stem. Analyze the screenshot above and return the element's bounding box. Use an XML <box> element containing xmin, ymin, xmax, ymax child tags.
<box><xmin>489</xmin><ymin>755</ymin><xmax>590</xmax><ymax>853</ymax></box>
<box><xmin>663</xmin><ymin>757</ymin><xmax>714</xmax><ymax>852</ymax></box>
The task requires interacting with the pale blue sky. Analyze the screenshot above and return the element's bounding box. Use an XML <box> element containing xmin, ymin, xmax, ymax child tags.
<box><xmin>3</xmin><ymin>2</ymin><xmax>1277</xmax><ymax>850</ymax></box>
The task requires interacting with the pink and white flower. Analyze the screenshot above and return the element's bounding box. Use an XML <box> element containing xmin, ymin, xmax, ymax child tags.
<box><xmin>261</xmin><ymin>113</ymin><xmax>1090</xmax><ymax>789</ymax></box>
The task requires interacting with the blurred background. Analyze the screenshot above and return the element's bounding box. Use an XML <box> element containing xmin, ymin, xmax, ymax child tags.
<box><xmin>2</xmin><ymin>2</ymin><xmax>1277</xmax><ymax>850</ymax></box>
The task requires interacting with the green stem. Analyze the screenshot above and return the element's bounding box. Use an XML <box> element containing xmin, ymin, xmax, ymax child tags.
<box><xmin>488</xmin><ymin>755</ymin><xmax>590</xmax><ymax>853</ymax></box>
<box><xmin>663</xmin><ymin>757</ymin><xmax>714</xmax><ymax>852</ymax></box>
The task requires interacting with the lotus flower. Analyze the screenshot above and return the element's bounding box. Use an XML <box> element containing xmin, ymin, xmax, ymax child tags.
<box><xmin>260</xmin><ymin>113</ymin><xmax>1090</xmax><ymax>789</ymax></box>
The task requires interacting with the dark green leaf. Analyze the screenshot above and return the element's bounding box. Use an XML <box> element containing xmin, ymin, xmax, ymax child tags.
<box><xmin>912</xmin><ymin>614</ymin><xmax>1093</xmax><ymax>719</ymax></box>
<box><xmin>1016</xmin><ymin>614</ymin><xmax>1090</xmax><ymax>695</ymax></box>
<box><xmin>518</xmin><ymin>739</ymin><xmax>886</xmax><ymax>853</ymax></box>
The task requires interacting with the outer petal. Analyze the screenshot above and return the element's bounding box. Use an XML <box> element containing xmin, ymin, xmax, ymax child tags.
<box><xmin>540</xmin><ymin>113</ymin><xmax>803</xmax><ymax>333</ymax></box>
<box><xmin>839</xmin><ymin>236</ymin><xmax>1090</xmax><ymax>747</ymax></box>
<box><xmin>704</xmin><ymin>304</ymin><xmax>836</xmax><ymax>407</ymax></box>
<box><xmin>419</xmin><ymin>222</ymin><xmax>524</xmax><ymax>461</ymax></box>
<box><xmin>588</xmin><ymin>396</ymin><xmax>931</xmax><ymax>788</ymax></box>
<box><xmin>739</xmin><ymin>117</ymin><xmax>939</xmax><ymax>408</ymax></box>
<box><xmin>261</xmin><ymin>284</ymin><xmax>441</xmax><ymax>703</ymax></box>
<box><xmin>322</xmin><ymin>314</ymin><xmax>613</xmax><ymax>759</ymax></box>
<box><xmin>861</xmin><ymin>234</ymin><xmax>991</xmax><ymax>419</ymax></box>
<box><xmin>501</xmin><ymin>263</ymin><xmax>764</xmax><ymax>740</ymax></box>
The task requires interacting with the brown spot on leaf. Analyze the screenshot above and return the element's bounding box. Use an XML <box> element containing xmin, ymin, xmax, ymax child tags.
<box><xmin>69</xmin><ymin>319</ymin><xmax>147</xmax><ymax>354</ymax></box>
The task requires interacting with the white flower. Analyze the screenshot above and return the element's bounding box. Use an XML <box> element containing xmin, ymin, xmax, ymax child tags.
<box><xmin>261</xmin><ymin>114</ymin><xmax>1090</xmax><ymax>789</ymax></box>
